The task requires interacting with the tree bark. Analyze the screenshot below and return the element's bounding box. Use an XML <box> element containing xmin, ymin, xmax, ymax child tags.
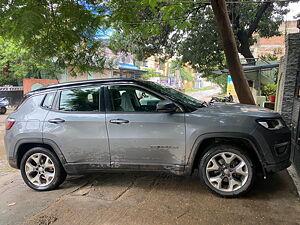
<box><xmin>228</xmin><ymin>3</ymin><xmax>272</xmax><ymax>65</ymax></box>
<box><xmin>211</xmin><ymin>0</ymin><xmax>255</xmax><ymax>105</ymax></box>
<box><xmin>237</xmin><ymin>30</ymin><xmax>256</xmax><ymax>65</ymax></box>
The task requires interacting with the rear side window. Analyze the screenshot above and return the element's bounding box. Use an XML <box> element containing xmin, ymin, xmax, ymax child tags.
<box><xmin>42</xmin><ymin>92</ymin><xmax>56</xmax><ymax>109</ymax></box>
<box><xmin>59</xmin><ymin>87</ymin><xmax>100</xmax><ymax>112</ymax></box>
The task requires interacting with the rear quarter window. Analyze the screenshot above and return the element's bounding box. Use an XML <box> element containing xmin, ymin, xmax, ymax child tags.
<box><xmin>14</xmin><ymin>95</ymin><xmax>29</xmax><ymax>111</ymax></box>
<box><xmin>14</xmin><ymin>94</ymin><xmax>45</xmax><ymax>115</ymax></box>
<box><xmin>41</xmin><ymin>92</ymin><xmax>56</xmax><ymax>109</ymax></box>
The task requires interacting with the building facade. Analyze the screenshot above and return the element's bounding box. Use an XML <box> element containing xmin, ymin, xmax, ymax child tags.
<box><xmin>58</xmin><ymin>49</ymin><xmax>146</xmax><ymax>82</ymax></box>
<box><xmin>251</xmin><ymin>21</ymin><xmax>298</xmax><ymax>58</ymax></box>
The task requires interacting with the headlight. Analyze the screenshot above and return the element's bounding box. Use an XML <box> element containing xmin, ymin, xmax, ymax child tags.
<box><xmin>257</xmin><ymin>119</ymin><xmax>285</xmax><ymax>130</ymax></box>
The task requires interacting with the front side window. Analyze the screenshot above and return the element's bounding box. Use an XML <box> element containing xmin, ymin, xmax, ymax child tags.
<box><xmin>59</xmin><ymin>87</ymin><xmax>100</xmax><ymax>112</ymax></box>
<box><xmin>108</xmin><ymin>85</ymin><xmax>164</xmax><ymax>112</ymax></box>
<box><xmin>144</xmin><ymin>81</ymin><xmax>205</xmax><ymax>110</ymax></box>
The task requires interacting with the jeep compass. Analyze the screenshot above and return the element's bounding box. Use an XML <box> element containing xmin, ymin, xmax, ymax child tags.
<box><xmin>4</xmin><ymin>78</ymin><xmax>291</xmax><ymax>197</ymax></box>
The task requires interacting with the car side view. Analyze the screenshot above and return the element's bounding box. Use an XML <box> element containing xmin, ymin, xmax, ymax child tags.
<box><xmin>5</xmin><ymin>78</ymin><xmax>291</xmax><ymax>197</ymax></box>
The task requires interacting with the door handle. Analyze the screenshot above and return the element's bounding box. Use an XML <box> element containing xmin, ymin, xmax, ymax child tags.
<box><xmin>48</xmin><ymin>118</ymin><xmax>65</xmax><ymax>124</ymax></box>
<box><xmin>109</xmin><ymin>119</ymin><xmax>129</xmax><ymax>124</ymax></box>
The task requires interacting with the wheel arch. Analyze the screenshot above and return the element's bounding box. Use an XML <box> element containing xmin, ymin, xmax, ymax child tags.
<box><xmin>186</xmin><ymin>132</ymin><xmax>266</xmax><ymax>176</ymax></box>
<box><xmin>14</xmin><ymin>138</ymin><xmax>66</xmax><ymax>169</ymax></box>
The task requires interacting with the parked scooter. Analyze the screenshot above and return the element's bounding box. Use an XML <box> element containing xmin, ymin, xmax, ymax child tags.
<box><xmin>0</xmin><ymin>97</ymin><xmax>9</xmax><ymax>114</ymax></box>
<box><xmin>209</xmin><ymin>94</ymin><xmax>233</xmax><ymax>104</ymax></box>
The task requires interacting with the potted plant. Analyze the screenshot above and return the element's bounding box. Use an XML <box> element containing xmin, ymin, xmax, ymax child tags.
<box><xmin>262</xmin><ymin>84</ymin><xmax>277</xmax><ymax>102</ymax></box>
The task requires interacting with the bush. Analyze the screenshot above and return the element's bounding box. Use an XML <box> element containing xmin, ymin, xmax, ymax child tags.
<box><xmin>262</xmin><ymin>84</ymin><xmax>277</xmax><ymax>96</ymax></box>
<box><xmin>141</xmin><ymin>68</ymin><xmax>160</xmax><ymax>80</ymax></box>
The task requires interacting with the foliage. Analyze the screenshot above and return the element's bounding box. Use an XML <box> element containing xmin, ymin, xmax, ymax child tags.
<box><xmin>258</xmin><ymin>49</ymin><xmax>280</xmax><ymax>84</ymax></box>
<box><xmin>0</xmin><ymin>0</ymin><xmax>108</xmax><ymax>75</ymax></box>
<box><xmin>260</xmin><ymin>50</ymin><xmax>281</xmax><ymax>61</ymax></box>
<box><xmin>141</xmin><ymin>68</ymin><xmax>160</xmax><ymax>80</ymax></box>
<box><xmin>0</xmin><ymin>74</ymin><xmax>19</xmax><ymax>86</ymax></box>
<box><xmin>169</xmin><ymin>60</ymin><xmax>193</xmax><ymax>82</ymax></box>
<box><xmin>262</xmin><ymin>84</ymin><xmax>277</xmax><ymax>96</ymax></box>
<box><xmin>108</xmin><ymin>0</ymin><xmax>294</xmax><ymax>72</ymax></box>
<box><xmin>0</xmin><ymin>37</ymin><xmax>60</xmax><ymax>85</ymax></box>
<box><xmin>179</xmin><ymin>68</ymin><xmax>193</xmax><ymax>82</ymax></box>
<box><xmin>0</xmin><ymin>0</ymin><xmax>295</xmax><ymax>78</ymax></box>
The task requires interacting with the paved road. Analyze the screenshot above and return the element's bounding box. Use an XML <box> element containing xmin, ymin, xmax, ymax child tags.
<box><xmin>186</xmin><ymin>87</ymin><xmax>221</xmax><ymax>101</ymax></box>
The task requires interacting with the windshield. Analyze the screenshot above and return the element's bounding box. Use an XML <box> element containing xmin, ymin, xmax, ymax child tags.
<box><xmin>145</xmin><ymin>81</ymin><xmax>206</xmax><ymax>109</ymax></box>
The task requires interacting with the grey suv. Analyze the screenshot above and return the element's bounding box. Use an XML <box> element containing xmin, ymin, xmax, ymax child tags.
<box><xmin>5</xmin><ymin>78</ymin><xmax>291</xmax><ymax>197</ymax></box>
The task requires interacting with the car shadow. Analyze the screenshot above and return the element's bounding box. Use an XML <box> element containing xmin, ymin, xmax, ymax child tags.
<box><xmin>58</xmin><ymin>169</ymin><xmax>298</xmax><ymax>200</ymax></box>
<box><xmin>246</xmin><ymin>170</ymin><xmax>299</xmax><ymax>200</ymax></box>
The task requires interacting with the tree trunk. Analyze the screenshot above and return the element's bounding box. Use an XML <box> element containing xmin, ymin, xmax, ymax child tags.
<box><xmin>237</xmin><ymin>31</ymin><xmax>256</xmax><ymax>65</ymax></box>
<box><xmin>38</xmin><ymin>70</ymin><xmax>42</xmax><ymax>79</ymax></box>
<box><xmin>211</xmin><ymin>0</ymin><xmax>255</xmax><ymax>105</ymax></box>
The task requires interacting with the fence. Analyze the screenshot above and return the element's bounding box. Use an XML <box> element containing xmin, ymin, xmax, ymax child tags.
<box><xmin>0</xmin><ymin>86</ymin><xmax>23</xmax><ymax>106</ymax></box>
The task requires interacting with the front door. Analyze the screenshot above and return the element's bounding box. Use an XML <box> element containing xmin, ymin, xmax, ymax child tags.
<box><xmin>105</xmin><ymin>84</ymin><xmax>186</xmax><ymax>169</ymax></box>
<box><xmin>43</xmin><ymin>86</ymin><xmax>110</xmax><ymax>167</ymax></box>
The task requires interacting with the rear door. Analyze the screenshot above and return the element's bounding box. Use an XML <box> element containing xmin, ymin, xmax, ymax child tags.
<box><xmin>43</xmin><ymin>86</ymin><xmax>110</xmax><ymax>166</ymax></box>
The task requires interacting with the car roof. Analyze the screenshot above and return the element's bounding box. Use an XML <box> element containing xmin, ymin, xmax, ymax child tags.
<box><xmin>27</xmin><ymin>78</ymin><xmax>142</xmax><ymax>95</ymax></box>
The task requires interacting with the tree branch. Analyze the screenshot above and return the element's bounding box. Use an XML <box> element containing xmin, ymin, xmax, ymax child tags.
<box><xmin>247</xmin><ymin>2</ymin><xmax>271</xmax><ymax>37</ymax></box>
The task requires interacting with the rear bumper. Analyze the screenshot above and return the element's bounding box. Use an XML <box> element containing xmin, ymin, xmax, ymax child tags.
<box><xmin>4</xmin><ymin>131</ymin><xmax>18</xmax><ymax>169</ymax></box>
<box><xmin>8</xmin><ymin>158</ymin><xmax>18</xmax><ymax>169</ymax></box>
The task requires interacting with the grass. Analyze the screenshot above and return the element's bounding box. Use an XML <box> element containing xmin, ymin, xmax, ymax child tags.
<box><xmin>184</xmin><ymin>87</ymin><xmax>213</xmax><ymax>92</ymax></box>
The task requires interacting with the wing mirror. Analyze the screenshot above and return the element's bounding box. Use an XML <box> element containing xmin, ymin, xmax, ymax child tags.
<box><xmin>157</xmin><ymin>100</ymin><xmax>177</xmax><ymax>113</ymax></box>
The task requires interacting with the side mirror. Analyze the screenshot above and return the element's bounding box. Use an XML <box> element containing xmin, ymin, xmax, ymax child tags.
<box><xmin>157</xmin><ymin>100</ymin><xmax>177</xmax><ymax>113</ymax></box>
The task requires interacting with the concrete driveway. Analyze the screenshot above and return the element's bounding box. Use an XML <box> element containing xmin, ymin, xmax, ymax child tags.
<box><xmin>1</xmin><ymin>171</ymin><xmax>300</xmax><ymax>225</ymax></box>
<box><xmin>0</xmin><ymin>111</ymin><xmax>300</xmax><ymax>225</ymax></box>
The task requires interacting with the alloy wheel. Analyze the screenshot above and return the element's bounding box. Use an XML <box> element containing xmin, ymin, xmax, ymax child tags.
<box><xmin>205</xmin><ymin>152</ymin><xmax>249</xmax><ymax>192</ymax></box>
<box><xmin>25</xmin><ymin>153</ymin><xmax>56</xmax><ymax>187</ymax></box>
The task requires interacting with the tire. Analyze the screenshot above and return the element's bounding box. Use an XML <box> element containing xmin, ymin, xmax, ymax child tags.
<box><xmin>0</xmin><ymin>107</ymin><xmax>6</xmax><ymax>114</ymax></box>
<box><xmin>199</xmin><ymin>144</ymin><xmax>255</xmax><ymax>197</ymax></box>
<box><xmin>20</xmin><ymin>147</ymin><xmax>67</xmax><ymax>191</ymax></box>
<box><xmin>57</xmin><ymin>169</ymin><xmax>67</xmax><ymax>186</ymax></box>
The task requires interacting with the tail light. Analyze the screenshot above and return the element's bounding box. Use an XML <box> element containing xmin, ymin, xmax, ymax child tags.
<box><xmin>6</xmin><ymin>118</ymin><xmax>15</xmax><ymax>130</ymax></box>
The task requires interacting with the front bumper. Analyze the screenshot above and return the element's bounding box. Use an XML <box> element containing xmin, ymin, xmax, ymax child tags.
<box><xmin>252</xmin><ymin>124</ymin><xmax>291</xmax><ymax>174</ymax></box>
<box><xmin>264</xmin><ymin>159</ymin><xmax>291</xmax><ymax>173</ymax></box>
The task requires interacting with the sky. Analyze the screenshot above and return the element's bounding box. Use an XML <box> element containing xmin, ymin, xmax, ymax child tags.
<box><xmin>285</xmin><ymin>1</ymin><xmax>300</xmax><ymax>21</ymax></box>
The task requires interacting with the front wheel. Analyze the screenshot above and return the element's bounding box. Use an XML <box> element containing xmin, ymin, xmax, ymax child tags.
<box><xmin>20</xmin><ymin>147</ymin><xmax>66</xmax><ymax>191</ymax></box>
<box><xmin>199</xmin><ymin>144</ymin><xmax>255</xmax><ymax>197</ymax></box>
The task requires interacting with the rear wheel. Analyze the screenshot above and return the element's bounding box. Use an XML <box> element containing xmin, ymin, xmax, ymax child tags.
<box><xmin>20</xmin><ymin>147</ymin><xmax>66</xmax><ymax>191</ymax></box>
<box><xmin>199</xmin><ymin>144</ymin><xmax>255</xmax><ymax>197</ymax></box>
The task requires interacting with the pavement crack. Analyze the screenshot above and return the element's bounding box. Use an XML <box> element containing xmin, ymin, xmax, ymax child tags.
<box><xmin>176</xmin><ymin>210</ymin><xmax>189</xmax><ymax>220</ymax></box>
<box><xmin>114</xmin><ymin>177</ymin><xmax>136</xmax><ymax>200</ymax></box>
<box><xmin>149</xmin><ymin>174</ymin><xmax>160</xmax><ymax>189</ymax></box>
<box><xmin>68</xmin><ymin>175</ymin><xmax>97</xmax><ymax>196</ymax></box>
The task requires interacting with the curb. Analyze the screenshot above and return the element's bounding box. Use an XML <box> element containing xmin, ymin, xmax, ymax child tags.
<box><xmin>287</xmin><ymin>165</ymin><xmax>300</xmax><ymax>197</ymax></box>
